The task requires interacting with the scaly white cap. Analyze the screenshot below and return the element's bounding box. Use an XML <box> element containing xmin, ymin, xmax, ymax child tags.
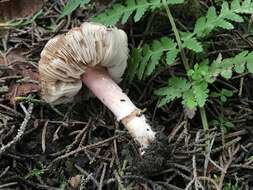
<box><xmin>39</xmin><ymin>22</ymin><xmax>128</xmax><ymax>105</ymax></box>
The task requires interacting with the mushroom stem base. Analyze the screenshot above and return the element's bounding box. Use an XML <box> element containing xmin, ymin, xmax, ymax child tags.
<box><xmin>81</xmin><ymin>67</ymin><xmax>156</xmax><ymax>148</ymax></box>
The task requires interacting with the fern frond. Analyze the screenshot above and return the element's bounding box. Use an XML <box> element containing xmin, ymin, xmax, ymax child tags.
<box><xmin>127</xmin><ymin>37</ymin><xmax>178</xmax><ymax>81</ymax></box>
<box><xmin>187</xmin><ymin>51</ymin><xmax>253</xmax><ymax>83</ymax></box>
<box><xmin>181</xmin><ymin>32</ymin><xmax>203</xmax><ymax>53</ymax></box>
<box><xmin>155</xmin><ymin>76</ymin><xmax>209</xmax><ymax>109</ymax></box>
<box><xmin>142</xmin><ymin>37</ymin><xmax>178</xmax><ymax>77</ymax></box>
<box><xmin>91</xmin><ymin>0</ymin><xmax>184</xmax><ymax>26</ymax></box>
<box><xmin>60</xmin><ymin>0</ymin><xmax>90</xmax><ymax>18</ymax></box>
<box><xmin>194</xmin><ymin>0</ymin><xmax>253</xmax><ymax>37</ymax></box>
<box><xmin>191</xmin><ymin>81</ymin><xmax>209</xmax><ymax>107</ymax></box>
<box><xmin>180</xmin><ymin>0</ymin><xmax>253</xmax><ymax>53</ymax></box>
<box><xmin>127</xmin><ymin>48</ymin><xmax>142</xmax><ymax>82</ymax></box>
<box><xmin>155</xmin><ymin>51</ymin><xmax>253</xmax><ymax>109</ymax></box>
<box><xmin>247</xmin><ymin>53</ymin><xmax>253</xmax><ymax>73</ymax></box>
<box><xmin>210</xmin><ymin>51</ymin><xmax>253</xmax><ymax>80</ymax></box>
<box><xmin>182</xmin><ymin>89</ymin><xmax>197</xmax><ymax>109</ymax></box>
<box><xmin>154</xmin><ymin>76</ymin><xmax>191</xmax><ymax>107</ymax></box>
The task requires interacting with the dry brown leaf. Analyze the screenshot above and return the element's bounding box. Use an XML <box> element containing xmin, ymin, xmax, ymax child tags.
<box><xmin>7</xmin><ymin>83</ymin><xmax>40</xmax><ymax>104</ymax></box>
<box><xmin>0</xmin><ymin>0</ymin><xmax>45</xmax><ymax>21</ymax></box>
<box><xmin>0</xmin><ymin>48</ymin><xmax>40</xmax><ymax>104</ymax></box>
<box><xmin>0</xmin><ymin>48</ymin><xmax>38</xmax><ymax>80</ymax></box>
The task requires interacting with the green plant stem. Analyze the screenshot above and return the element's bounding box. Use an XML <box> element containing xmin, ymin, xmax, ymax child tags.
<box><xmin>199</xmin><ymin>106</ymin><xmax>209</xmax><ymax>131</ymax></box>
<box><xmin>200</xmin><ymin>106</ymin><xmax>209</xmax><ymax>152</ymax></box>
<box><xmin>162</xmin><ymin>0</ymin><xmax>190</xmax><ymax>71</ymax></box>
<box><xmin>163</xmin><ymin>0</ymin><xmax>209</xmax><ymax>132</ymax></box>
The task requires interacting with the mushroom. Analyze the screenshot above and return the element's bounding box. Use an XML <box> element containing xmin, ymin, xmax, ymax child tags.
<box><xmin>38</xmin><ymin>22</ymin><xmax>156</xmax><ymax>150</ymax></box>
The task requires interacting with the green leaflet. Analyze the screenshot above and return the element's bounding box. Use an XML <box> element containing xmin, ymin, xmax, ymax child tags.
<box><xmin>154</xmin><ymin>77</ymin><xmax>191</xmax><ymax>107</ymax></box>
<box><xmin>187</xmin><ymin>0</ymin><xmax>253</xmax><ymax>53</ymax></box>
<box><xmin>166</xmin><ymin>48</ymin><xmax>180</xmax><ymax>65</ymax></box>
<box><xmin>127</xmin><ymin>37</ymin><xmax>178</xmax><ymax>81</ymax></box>
<box><xmin>155</xmin><ymin>50</ymin><xmax>253</xmax><ymax>109</ymax></box>
<box><xmin>175</xmin><ymin>1</ymin><xmax>253</xmax><ymax>54</ymax></box>
<box><xmin>127</xmin><ymin>48</ymin><xmax>142</xmax><ymax>83</ymax></box>
<box><xmin>211</xmin><ymin>89</ymin><xmax>234</xmax><ymax>103</ymax></box>
<box><xmin>182</xmin><ymin>90</ymin><xmax>197</xmax><ymax>109</ymax></box>
<box><xmin>181</xmin><ymin>33</ymin><xmax>203</xmax><ymax>53</ymax></box>
<box><xmin>60</xmin><ymin>0</ymin><xmax>90</xmax><ymax>18</ymax></box>
<box><xmin>210</xmin><ymin>51</ymin><xmax>253</xmax><ymax>80</ymax></box>
<box><xmin>155</xmin><ymin>76</ymin><xmax>209</xmax><ymax>109</ymax></box>
<box><xmin>91</xmin><ymin>0</ymin><xmax>184</xmax><ymax>26</ymax></box>
<box><xmin>194</xmin><ymin>0</ymin><xmax>253</xmax><ymax>37</ymax></box>
<box><xmin>246</xmin><ymin>52</ymin><xmax>253</xmax><ymax>73</ymax></box>
<box><xmin>192</xmin><ymin>81</ymin><xmax>209</xmax><ymax>107</ymax></box>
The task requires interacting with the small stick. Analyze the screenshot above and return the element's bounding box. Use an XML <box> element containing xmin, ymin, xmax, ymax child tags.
<box><xmin>98</xmin><ymin>163</ymin><xmax>107</xmax><ymax>190</ymax></box>
<box><xmin>41</xmin><ymin>120</ymin><xmax>48</xmax><ymax>153</ymax></box>
<box><xmin>0</xmin><ymin>103</ymin><xmax>33</xmax><ymax>155</ymax></box>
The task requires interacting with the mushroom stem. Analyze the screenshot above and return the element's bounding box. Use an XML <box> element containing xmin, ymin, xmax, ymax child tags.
<box><xmin>81</xmin><ymin>67</ymin><xmax>156</xmax><ymax>148</ymax></box>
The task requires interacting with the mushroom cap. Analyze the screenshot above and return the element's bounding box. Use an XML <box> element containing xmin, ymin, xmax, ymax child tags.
<box><xmin>39</xmin><ymin>22</ymin><xmax>128</xmax><ymax>105</ymax></box>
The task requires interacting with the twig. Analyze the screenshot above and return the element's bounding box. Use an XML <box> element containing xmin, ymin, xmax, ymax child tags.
<box><xmin>48</xmin><ymin>134</ymin><xmax>122</xmax><ymax>168</ymax></box>
<box><xmin>75</xmin><ymin>164</ymin><xmax>99</xmax><ymax>187</ymax></box>
<box><xmin>98</xmin><ymin>163</ymin><xmax>107</xmax><ymax>190</ymax></box>
<box><xmin>204</xmin><ymin>134</ymin><xmax>216</xmax><ymax>177</ymax></box>
<box><xmin>218</xmin><ymin>145</ymin><xmax>240</xmax><ymax>189</ymax></box>
<box><xmin>66</xmin><ymin>120</ymin><xmax>90</xmax><ymax>152</ymax></box>
<box><xmin>239</xmin><ymin>77</ymin><xmax>244</xmax><ymax>97</ymax></box>
<box><xmin>41</xmin><ymin>120</ymin><xmax>48</xmax><ymax>153</ymax></box>
<box><xmin>0</xmin><ymin>182</ymin><xmax>18</xmax><ymax>189</ymax></box>
<box><xmin>0</xmin><ymin>103</ymin><xmax>33</xmax><ymax>155</ymax></box>
<box><xmin>211</xmin><ymin>137</ymin><xmax>241</xmax><ymax>154</ymax></box>
<box><xmin>168</xmin><ymin>119</ymin><xmax>186</xmax><ymax>142</ymax></box>
<box><xmin>0</xmin><ymin>103</ymin><xmax>24</xmax><ymax>117</ymax></box>
<box><xmin>0</xmin><ymin>166</ymin><xmax>10</xmax><ymax>178</ymax></box>
<box><xmin>197</xmin><ymin>176</ymin><xmax>219</xmax><ymax>190</ymax></box>
<box><xmin>186</xmin><ymin>131</ymin><xmax>204</xmax><ymax>190</ymax></box>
